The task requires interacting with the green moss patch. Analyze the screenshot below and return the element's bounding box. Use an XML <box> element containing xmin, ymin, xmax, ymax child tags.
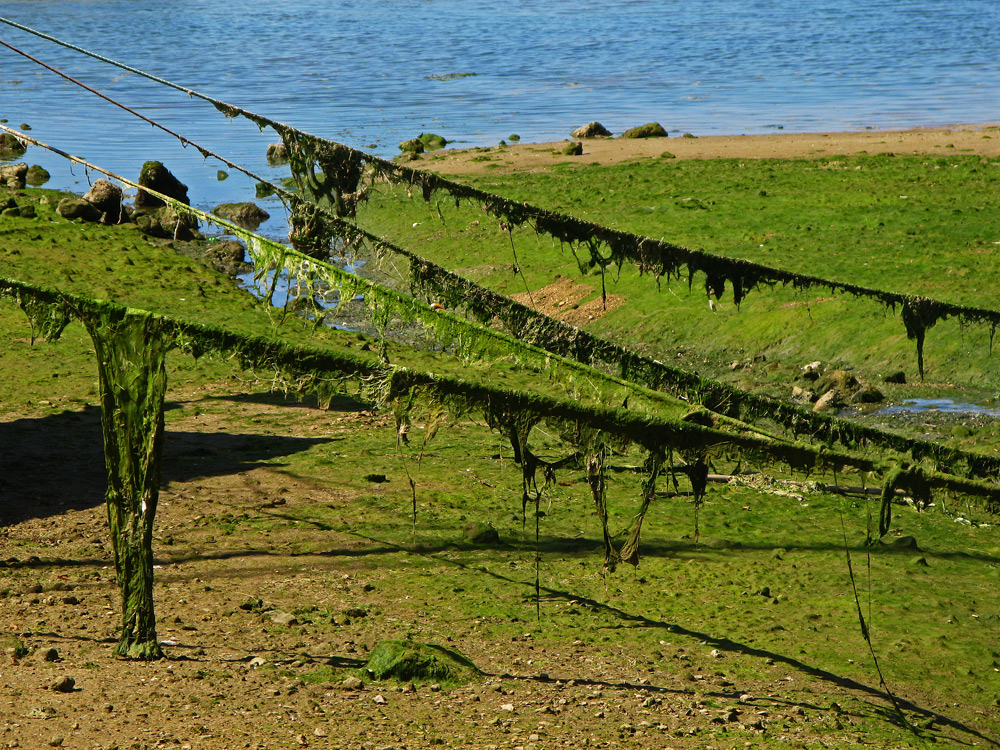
<box><xmin>363</xmin><ymin>640</ymin><xmax>480</xmax><ymax>684</ymax></box>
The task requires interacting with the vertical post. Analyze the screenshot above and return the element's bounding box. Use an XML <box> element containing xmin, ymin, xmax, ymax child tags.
<box><xmin>83</xmin><ymin>309</ymin><xmax>169</xmax><ymax>660</ymax></box>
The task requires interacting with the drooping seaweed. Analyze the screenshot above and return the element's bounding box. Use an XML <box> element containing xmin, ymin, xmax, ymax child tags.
<box><xmin>16</xmin><ymin>287</ymin><xmax>171</xmax><ymax>660</ymax></box>
<box><xmin>85</xmin><ymin>307</ymin><xmax>170</xmax><ymax>660</ymax></box>
<box><xmin>901</xmin><ymin>297</ymin><xmax>945</xmax><ymax>381</ymax></box>
<box><xmin>619</xmin><ymin>448</ymin><xmax>666</xmax><ymax>566</ymax></box>
<box><xmin>192</xmin><ymin>105</ymin><xmax>1000</xmax><ymax>378</ymax></box>
<box><xmin>10</xmin><ymin>127</ymin><xmax>1000</xmax><ymax>499</ymax></box>
<box><xmin>4</xmin><ymin>276</ymin><xmax>1000</xmax><ymax>664</ymax></box>
<box><xmin>12</xmin><ymin>287</ymin><xmax>71</xmax><ymax>343</ymax></box>
<box><xmin>878</xmin><ymin>464</ymin><xmax>932</xmax><ymax>539</ymax></box>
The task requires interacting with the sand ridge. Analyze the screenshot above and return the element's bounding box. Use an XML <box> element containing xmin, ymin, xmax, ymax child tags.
<box><xmin>416</xmin><ymin>123</ymin><xmax>1000</xmax><ymax>176</ymax></box>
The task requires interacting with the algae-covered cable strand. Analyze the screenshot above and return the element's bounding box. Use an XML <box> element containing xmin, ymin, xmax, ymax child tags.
<box><xmin>6</xmin><ymin>124</ymin><xmax>1000</xmax><ymax>485</ymax></box>
<box><xmin>4</xmin><ymin>275</ymin><xmax>1000</xmax><ymax>511</ymax></box>
<box><xmin>0</xmin><ymin>39</ymin><xmax>211</xmax><ymax>162</ymax></box>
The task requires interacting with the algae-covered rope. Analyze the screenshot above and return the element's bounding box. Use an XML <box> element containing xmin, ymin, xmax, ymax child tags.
<box><xmin>5</xmin><ymin>121</ymin><xmax>1000</xmax><ymax>485</ymax></box>
<box><xmin>4</xmin><ymin>275</ymin><xmax>1000</xmax><ymax>514</ymax></box>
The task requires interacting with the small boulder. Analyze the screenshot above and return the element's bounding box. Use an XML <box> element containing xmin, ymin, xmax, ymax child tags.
<box><xmin>883</xmin><ymin>370</ymin><xmax>906</xmax><ymax>384</ymax></box>
<box><xmin>418</xmin><ymin>133</ymin><xmax>448</xmax><ymax>151</ymax></box>
<box><xmin>464</xmin><ymin>522</ymin><xmax>500</xmax><ymax>546</ymax></box>
<box><xmin>135</xmin><ymin>161</ymin><xmax>189</xmax><ymax>209</ymax></box>
<box><xmin>790</xmin><ymin>386</ymin><xmax>815</xmax><ymax>405</ymax></box>
<box><xmin>364</xmin><ymin>640</ymin><xmax>480</xmax><ymax>684</ymax></box>
<box><xmin>25</xmin><ymin>165</ymin><xmax>50</xmax><ymax>186</ymax></box>
<box><xmin>0</xmin><ymin>162</ymin><xmax>28</xmax><ymax>188</ymax></box>
<box><xmin>561</xmin><ymin>141</ymin><xmax>583</xmax><ymax>156</ymax></box>
<box><xmin>266</xmin><ymin>142</ymin><xmax>289</xmax><ymax>164</ymax></box>
<box><xmin>0</xmin><ymin>133</ymin><xmax>26</xmax><ymax>157</ymax></box>
<box><xmin>622</xmin><ymin>122</ymin><xmax>668</xmax><ymax>139</ymax></box>
<box><xmin>852</xmin><ymin>384</ymin><xmax>885</xmax><ymax>404</ymax></box>
<box><xmin>341</xmin><ymin>675</ymin><xmax>364</xmax><ymax>691</ymax></box>
<box><xmin>132</xmin><ymin>206</ymin><xmax>200</xmax><ymax>241</ymax></box>
<box><xmin>205</xmin><ymin>239</ymin><xmax>247</xmax><ymax>267</ymax></box>
<box><xmin>56</xmin><ymin>197</ymin><xmax>102</xmax><ymax>223</ymax></box>
<box><xmin>890</xmin><ymin>535</ymin><xmax>920</xmax><ymax>551</ymax></box>
<box><xmin>82</xmin><ymin>179</ymin><xmax>127</xmax><ymax>224</ymax></box>
<box><xmin>812</xmin><ymin>390</ymin><xmax>841</xmax><ymax>413</ymax></box>
<box><xmin>212</xmin><ymin>202</ymin><xmax>270</xmax><ymax>229</ymax></box>
<box><xmin>269</xmin><ymin>611</ymin><xmax>299</xmax><ymax>627</ymax></box>
<box><xmin>814</xmin><ymin>369</ymin><xmax>858</xmax><ymax>396</ymax></box>
<box><xmin>50</xmin><ymin>676</ymin><xmax>75</xmax><ymax>693</ymax></box>
<box><xmin>1</xmin><ymin>203</ymin><xmax>34</xmax><ymax>219</ymax></box>
<box><xmin>399</xmin><ymin>138</ymin><xmax>425</xmax><ymax>155</ymax></box>
<box><xmin>571</xmin><ymin>122</ymin><xmax>611</xmax><ymax>138</ymax></box>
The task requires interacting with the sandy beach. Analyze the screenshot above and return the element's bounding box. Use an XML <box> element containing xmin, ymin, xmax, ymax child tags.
<box><xmin>421</xmin><ymin>123</ymin><xmax>1000</xmax><ymax>175</ymax></box>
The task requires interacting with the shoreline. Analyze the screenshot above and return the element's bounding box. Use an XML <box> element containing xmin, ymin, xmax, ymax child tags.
<box><xmin>417</xmin><ymin>122</ymin><xmax>1000</xmax><ymax>175</ymax></box>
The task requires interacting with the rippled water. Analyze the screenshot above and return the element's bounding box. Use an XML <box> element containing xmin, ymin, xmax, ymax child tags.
<box><xmin>1</xmin><ymin>0</ymin><xmax>997</xmax><ymax>212</ymax></box>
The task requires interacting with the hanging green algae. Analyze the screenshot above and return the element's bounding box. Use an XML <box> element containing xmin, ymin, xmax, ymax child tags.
<box><xmin>82</xmin><ymin>305</ymin><xmax>171</xmax><ymax>660</ymax></box>
<box><xmin>209</xmin><ymin>104</ymin><xmax>1000</xmax><ymax>381</ymax></box>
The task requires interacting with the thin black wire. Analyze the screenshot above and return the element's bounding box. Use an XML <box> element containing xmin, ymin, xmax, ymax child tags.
<box><xmin>0</xmin><ymin>36</ymin><xmax>291</xmax><ymax>206</ymax></box>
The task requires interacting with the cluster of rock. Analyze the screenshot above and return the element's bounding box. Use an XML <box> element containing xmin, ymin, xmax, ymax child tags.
<box><xmin>398</xmin><ymin>133</ymin><xmax>449</xmax><ymax>158</ymax></box>
<box><xmin>392</xmin><ymin>121</ymin><xmax>674</xmax><ymax>159</ymax></box>
<box><xmin>792</xmin><ymin>362</ymin><xmax>889</xmax><ymax>413</ymax></box>
<box><xmin>552</xmin><ymin>121</ymin><xmax>672</xmax><ymax>158</ymax></box>
<box><xmin>1</xmin><ymin>162</ymin><xmax>50</xmax><ymax>191</ymax></box>
<box><xmin>7</xmin><ymin>159</ymin><xmax>267</xmax><ymax>240</ymax></box>
<box><xmin>571</xmin><ymin>121</ymin><xmax>669</xmax><ymax>140</ymax></box>
<box><xmin>3</xmin><ymin>159</ymin><xmax>269</xmax><ymax>275</ymax></box>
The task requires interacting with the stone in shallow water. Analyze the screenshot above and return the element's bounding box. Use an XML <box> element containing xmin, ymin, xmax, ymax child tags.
<box><xmin>571</xmin><ymin>121</ymin><xmax>611</xmax><ymax>138</ymax></box>
<box><xmin>622</xmin><ymin>122</ymin><xmax>668</xmax><ymax>138</ymax></box>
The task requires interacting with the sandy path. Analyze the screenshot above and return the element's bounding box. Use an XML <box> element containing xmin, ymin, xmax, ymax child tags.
<box><xmin>417</xmin><ymin>123</ymin><xmax>1000</xmax><ymax>176</ymax></box>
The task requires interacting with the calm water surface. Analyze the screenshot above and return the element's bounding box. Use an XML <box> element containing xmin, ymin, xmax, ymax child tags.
<box><xmin>1</xmin><ymin>0</ymin><xmax>997</xmax><ymax>214</ymax></box>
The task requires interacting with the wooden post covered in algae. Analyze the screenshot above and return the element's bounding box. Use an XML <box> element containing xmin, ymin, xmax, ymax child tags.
<box><xmin>84</xmin><ymin>309</ymin><xmax>169</xmax><ymax>659</ymax></box>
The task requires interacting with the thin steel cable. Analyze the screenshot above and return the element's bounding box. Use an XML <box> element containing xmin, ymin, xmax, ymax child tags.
<box><xmin>0</xmin><ymin>17</ymin><xmax>228</xmax><ymax>107</ymax></box>
<box><xmin>0</xmin><ymin>36</ymin><xmax>294</xmax><ymax>205</ymax></box>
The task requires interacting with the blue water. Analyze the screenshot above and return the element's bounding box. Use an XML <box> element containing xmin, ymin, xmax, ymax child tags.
<box><xmin>1</xmin><ymin>0</ymin><xmax>998</xmax><ymax>218</ymax></box>
<box><xmin>879</xmin><ymin>398</ymin><xmax>1000</xmax><ymax>418</ymax></box>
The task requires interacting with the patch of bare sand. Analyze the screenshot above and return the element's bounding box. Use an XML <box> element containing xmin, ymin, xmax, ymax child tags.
<box><xmin>416</xmin><ymin>123</ymin><xmax>1000</xmax><ymax>176</ymax></box>
<box><xmin>510</xmin><ymin>276</ymin><xmax>625</xmax><ymax>328</ymax></box>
